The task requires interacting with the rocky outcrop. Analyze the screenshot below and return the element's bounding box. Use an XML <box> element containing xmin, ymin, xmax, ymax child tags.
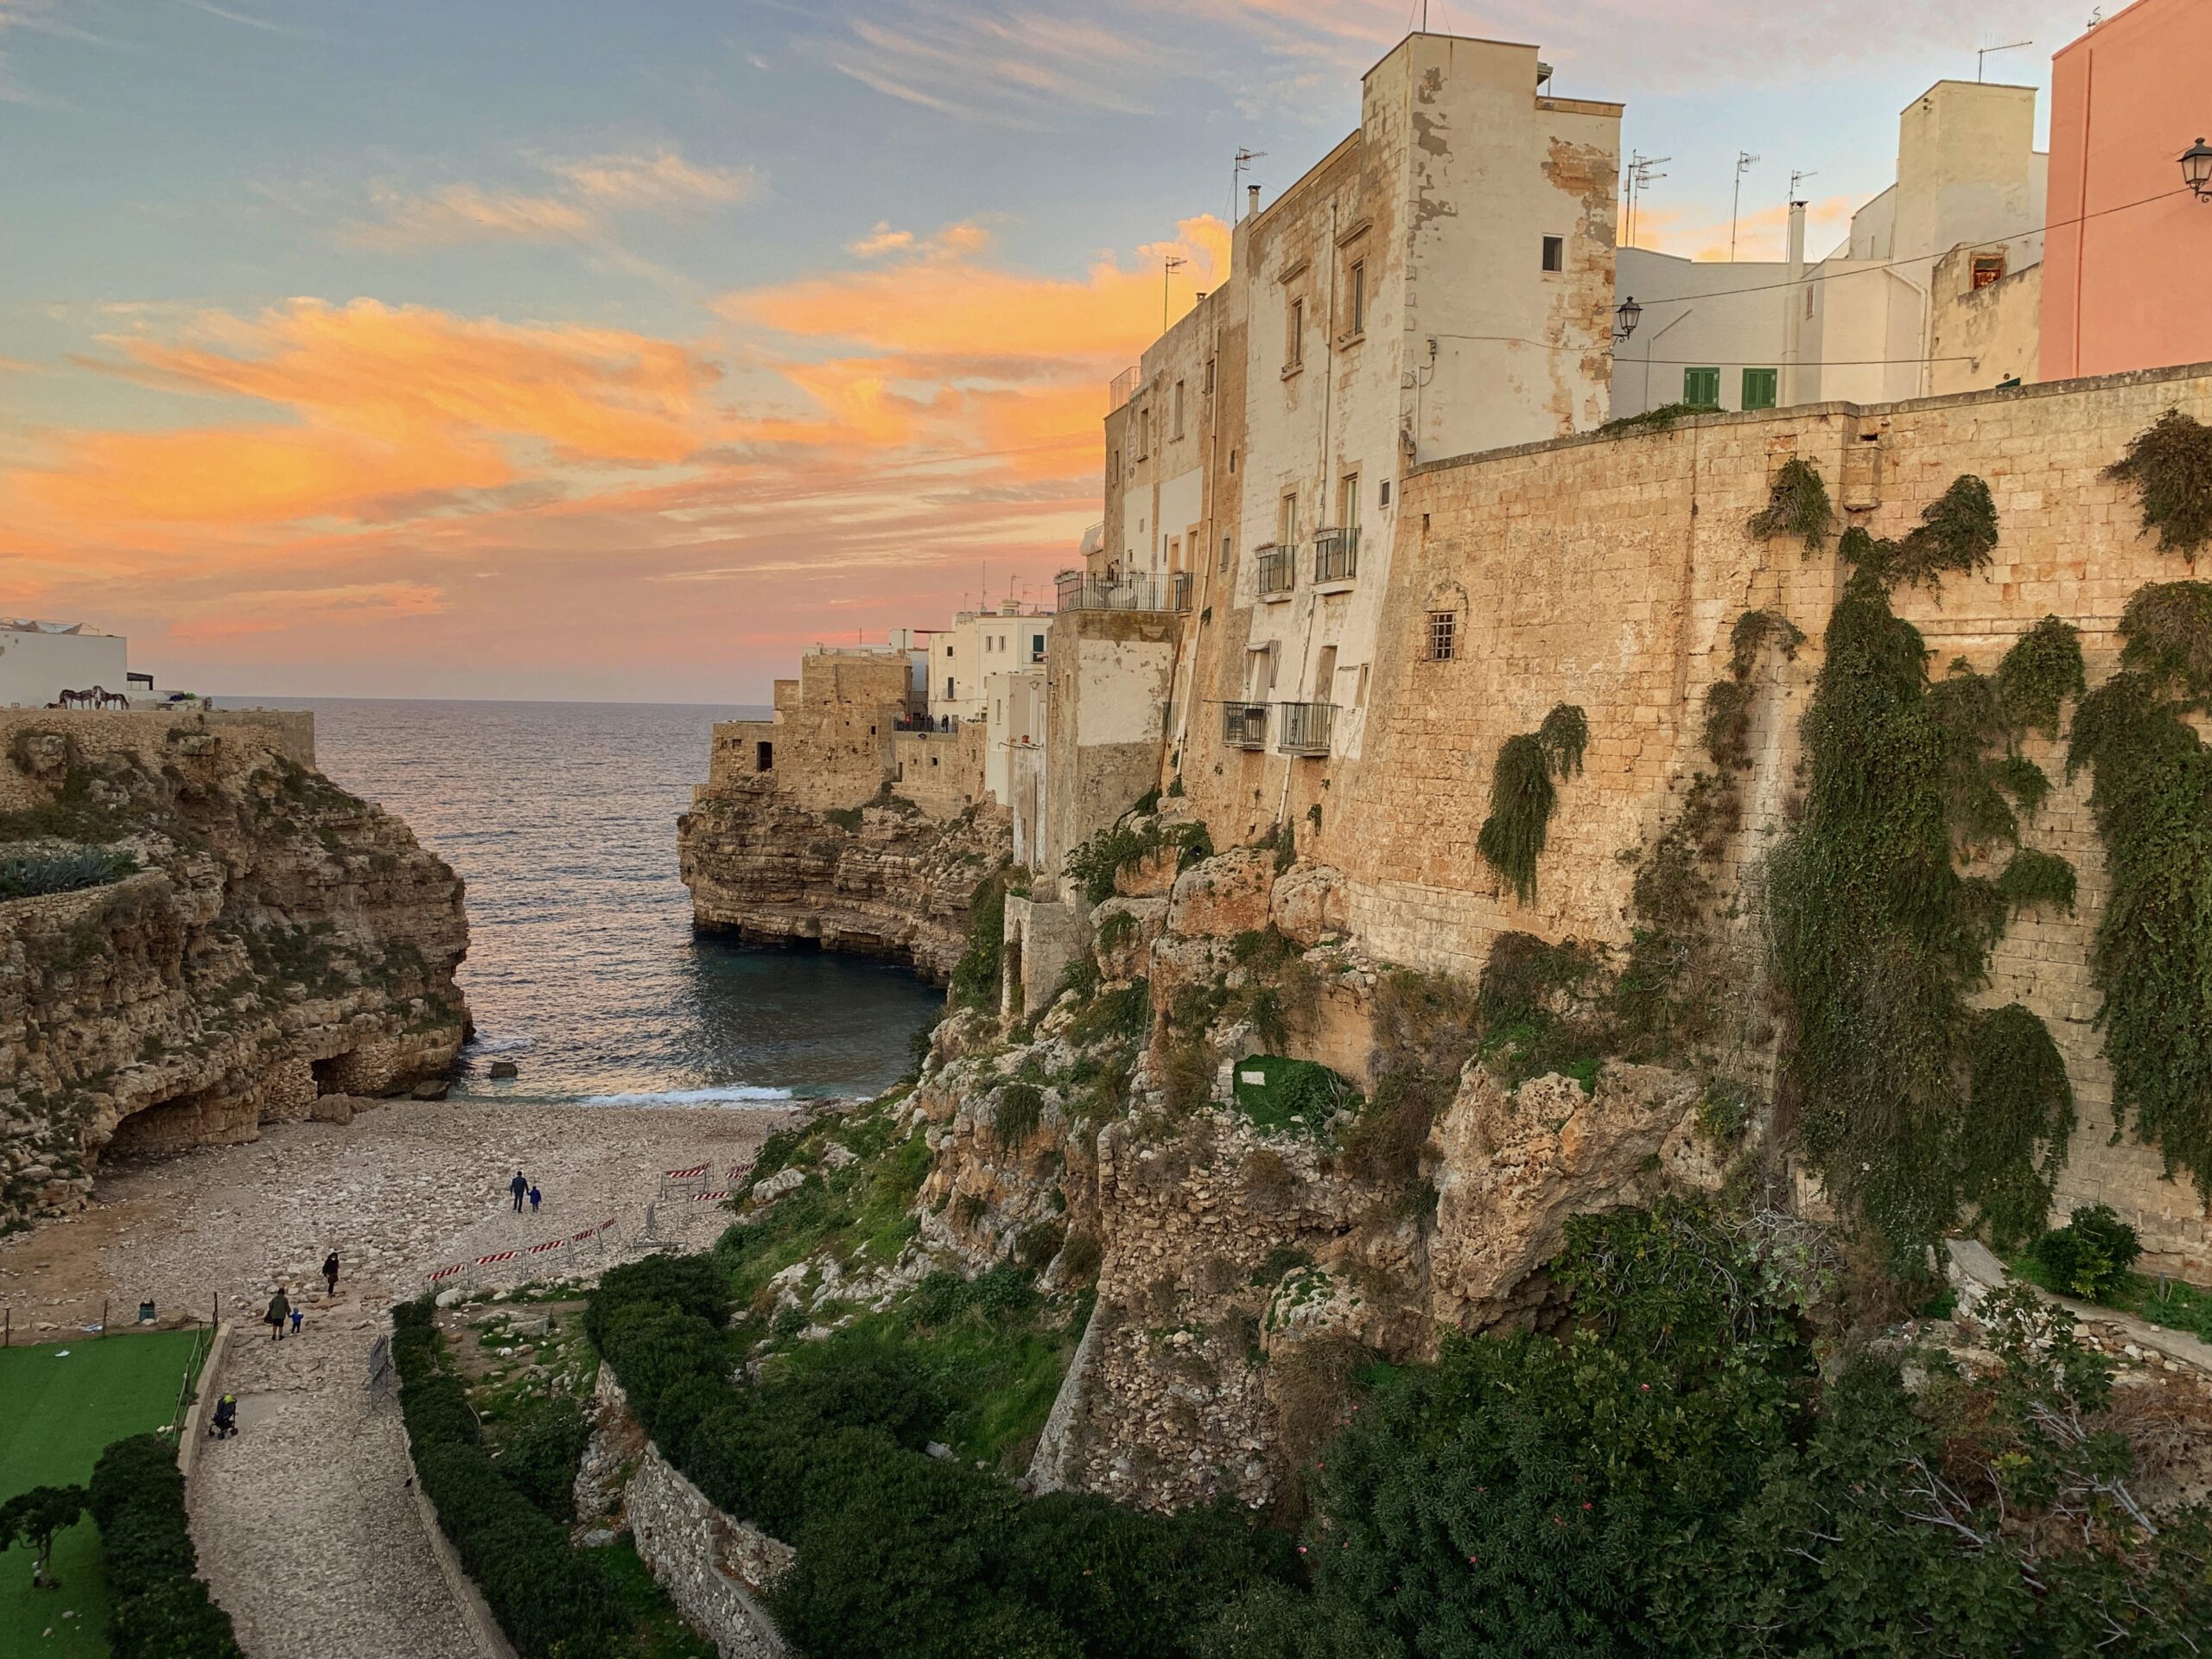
<box><xmin>677</xmin><ymin>784</ymin><xmax>1008</xmax><ymax>983</ymax></box>
<box><xmin>0</xmin><ymin>712</ymin><xmax>467</xmax><ymax>1223</ymax></box>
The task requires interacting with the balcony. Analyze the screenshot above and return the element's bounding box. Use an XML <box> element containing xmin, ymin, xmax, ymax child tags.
<box><xmin>1255</xmin><ymin>545</ymin><xmax>1294</xmax><ymax>599</ymax></box>
<box><xmin>894</xmin><ymin>714</ymin><xmax>959</xmax><ymax>733</ymax></box>
<box><xmin>1056</xmin><ymin>571</ymin><xmax>1173</xmax><ymax>613</ymax></box>
<box><xmin>1222</xmin><ymin>702</ymin><xmax>1269</xmax><ymax>750</ymax></box>
<box><xmin>1274</xmin><ymin>701</ymin><xmax>1336</xmax><ymax>756</ymax></box>
<box><xmin>1312</xmin><ymin>526</ymin><xmax>1359</xmax><ymax>586</ymax></box>
<box><xmin>1109</xmin><ymin>365</ymin><xmax>1140</xmax><ymax>408</ymax></box>
<box><xmin>1171</xmin><ymin>571</ymin><xmax>1193</xmax><ymax>613</ymax></box>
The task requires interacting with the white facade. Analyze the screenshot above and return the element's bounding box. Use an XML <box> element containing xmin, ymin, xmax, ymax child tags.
<box><xmin>1611</xmin><ymin>80</ymin><xmax>2047</xmax><ymax>419</ymax></box>
<box><xmin>927</xmin><ymin>605</ymin><xmax>1052</xmax><ymax>724</ymax></box>
<box><xmin>1104</xmin><ymin>31</ymin><xmax>1621</xmax><ymax>773</ymax></box>
<box><xmin>984</xmin><ymin>664</ymin><xmax>1047</xmax><ymax>808</ymax></box>
<box><xmin>0</xmin><ymin>620</ymin><xmax>130</xmax><ymax>709</ymax></box>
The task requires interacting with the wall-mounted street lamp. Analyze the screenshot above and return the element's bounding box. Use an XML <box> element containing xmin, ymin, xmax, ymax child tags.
<box><xmin>1613</xmin><ymin>296</ymin><xmax>1643</xmax><ymax>343</ymax></box>
<box><xmin>2182</xmin><ymin>137</ymin><xmax>2212</xmax><ymax>201</ymax></box>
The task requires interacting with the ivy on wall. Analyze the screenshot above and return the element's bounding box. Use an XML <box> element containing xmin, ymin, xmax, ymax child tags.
<box><xmin>1769</xmin><ymin>480</ymin><xmax>2085</xmax><ymax>1263</ymax></box>
<box><xmin>2068</xmin><ymin>580</ymin><xmax>2212</xmax><ymax>1198</ymax></box>
<box><xmin>2104</xmin><ymin>407</ymin><xmax>2212</xmax><ymax>556</ymax></box>
<box><xmin>1745</xmin><ymin>457</ymin><xmax>1835</xmax><ymax>551</ymax></box>
<box><xmin>1476</xmin><ymin>703</ymin><xmax>1586</xmax><ymax>906</ymax></box>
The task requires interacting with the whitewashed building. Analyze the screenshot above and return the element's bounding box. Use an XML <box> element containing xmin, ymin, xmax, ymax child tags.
<box><xmin>0</xmin><ymin>620</ymin><xmax>130</xmax><ymax>709</ymax></box>
<box><xmin>1612</xmin><ymin>79</ymin><xmax>2047</xmax><ymax>419</ymax></box>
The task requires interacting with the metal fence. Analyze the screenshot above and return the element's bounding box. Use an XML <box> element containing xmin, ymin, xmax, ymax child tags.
<box><xmin>1056</xmin><ymin>572</ymin><xmax>1174</xmax><ymax>613</ymax></box>
<box><xmin>1275</xmin><ymin>701</ymin><xmax>1337</xmax><ymax>755</ymax></box>
<box><xmin>1255</xmin><ymin>547</ymin><xmax>1294</xmax><ymax>597</ymax></box>
<box><xmin>1313</xmin><ymin>526</ymin><xmax>1360</xmax><ymax>584</ymax></box>
<box><xmin>1221</xmin><ymin>702</ymin><xmax>1270</xmax><ymax>749</ymax></box>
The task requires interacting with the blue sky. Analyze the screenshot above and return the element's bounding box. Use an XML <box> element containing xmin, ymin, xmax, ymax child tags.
<box><xmin>0</xmin><ymin>0</ymin><xmax>2100</xmax><ymax>700</ymax></box>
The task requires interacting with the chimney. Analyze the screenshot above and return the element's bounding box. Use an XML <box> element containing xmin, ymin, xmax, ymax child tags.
<box><xmin>1247</xmin><ymin>184</ymin><xmax>1261</xmax><ymax>219</ymax></box>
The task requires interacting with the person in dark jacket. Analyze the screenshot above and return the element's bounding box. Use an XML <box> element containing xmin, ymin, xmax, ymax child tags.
<box><xmin>264</xmin><ymin>1288</ymin><xmax>290</xmax><ymax>1341</ymax></box>
<box><xmin>509</xmin><ymin>1170</ymin><xmax>529</xmax><ymax>1213</ymax></box>
<box><xmin>211</xmin><ymin>1394</ymin><xmax>238</xmax><ymax>1439</ymax></box>
<box><xmin>322</xmin><ymin>1251</ymin><xmax>340</xmax><ymax>1298</ymax></box>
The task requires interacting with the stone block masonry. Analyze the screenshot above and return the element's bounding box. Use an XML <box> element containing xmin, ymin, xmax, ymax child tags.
<box><xmin>1193</xmin><ymin>361</ymin><xmax>2212</xmax><ymax>1270</ymax></box>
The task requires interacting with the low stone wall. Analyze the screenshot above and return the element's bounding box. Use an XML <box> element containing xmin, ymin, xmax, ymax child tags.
<box><xmin>1024</xmin><ymin>1297</ymin><xmax>1102</xmax><ymax>1495</ymax></box>
<box><xmin>403</xmin><ymin>1435</ymin><xmax>522</xmax><ymax>1659</ymax></box>
<box><xmin>175</xmin><ymin>1322</ymin><xmax>233</xmax><ymax>1484</ymax></box>
<box><xmin>626</xmin><ymin>1451</ymin><xmax>791</xmax><ymax>1659</ymax></box>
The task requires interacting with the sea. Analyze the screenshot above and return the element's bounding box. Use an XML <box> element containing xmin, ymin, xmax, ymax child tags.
<box><xmin>246</xmin><ymin>698</ymin><xmax>944</xmax><ymax>1109</ymax></box>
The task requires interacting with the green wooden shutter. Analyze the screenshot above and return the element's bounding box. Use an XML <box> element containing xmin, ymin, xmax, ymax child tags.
<box><xmin>1741</xmin><ymin>367</ymin><xmax>1778</xmax><ymax>410</ymax></box>
<box><xmin>1684</xmin><ymin>367</ymin><xmax>1719</xmax><ymax>407</ymax></box>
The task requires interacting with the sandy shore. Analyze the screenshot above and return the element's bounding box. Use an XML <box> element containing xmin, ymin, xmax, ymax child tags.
<box><xmin>0</xmin><ymin>1096</ymin><xmax>791</xmax><ymax>1659</ymax></box>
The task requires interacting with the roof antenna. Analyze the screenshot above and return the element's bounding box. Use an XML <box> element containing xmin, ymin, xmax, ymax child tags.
<box><xmin>1977</xmin><ymin>40</ymin><xmax>2033</xmax><ymax>80</ymax></box>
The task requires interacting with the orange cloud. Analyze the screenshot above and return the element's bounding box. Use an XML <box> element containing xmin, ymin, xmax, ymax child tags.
<box><xmin>14</xmin><ymin>299</ymin><xmax>721</xmax><ymax>531</ymax></box>
<box><xmin>347</xmin><ymin>146</ymin><xmax>756</xmax><ymax>250</ymax></box>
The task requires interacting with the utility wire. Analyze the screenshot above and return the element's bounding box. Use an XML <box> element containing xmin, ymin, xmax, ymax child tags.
<box><xmin>1428</xmin><ymin>334</ymin><xmax>1981</xmax><ymax>366</ymax></box>
<box><xmin>1617</xmin><ymin>182</ymin><xmax>2189</xmax><ymax>306</ymax></box>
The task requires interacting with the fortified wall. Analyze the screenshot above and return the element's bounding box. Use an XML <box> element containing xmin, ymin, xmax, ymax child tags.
<box><xmin>1171</xmin><ymin>360</ymin><xmax>2212</xmax><ymax>1268</ymax></box>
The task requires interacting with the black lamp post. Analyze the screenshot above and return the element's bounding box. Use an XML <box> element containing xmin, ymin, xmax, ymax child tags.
<box><xmin>2183</xmin><ymin>138</ymin><xmax>2212</xmax><ymax>201</ymax></box>
<box><xmin>1613</xmin><ymin>295</ymin><xmax>1643</xmax><ymax>343</ymax></box>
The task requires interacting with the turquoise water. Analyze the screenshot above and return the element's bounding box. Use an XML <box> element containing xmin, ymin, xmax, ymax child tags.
<box><xmin>256</xmin><ymin>697</ymin><xmax>944</xmax><ymax>1105</ymax></box>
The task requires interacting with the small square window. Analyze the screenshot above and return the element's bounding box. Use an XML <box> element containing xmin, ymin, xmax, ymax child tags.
<box><xmin>1741</xmin><ymin>368</ymin><xmax>1778</xmax><ymax>410</ymax></box>
<box><xmin>1541</xmin><ymin>235</ymin><xmax>1564</xmax><ymax>272</ymax></box>
<box><xmin>1971</xmin><ymin>252</ymin><xmax>2006</xmax><ymax>289</ymax></box>
<box><xmin>1427</xmin><ymin>612</ymin><xmax>1458</xmax><ymax>662</ymax></box>
<box><xmin>1683</xmin><ymin>367</ymin><xmax>1720</xmax><ymax>408</ymax></box>
<box><xmin>1379</xmin><ymin>480</ymin><xmax>1391</xmax><ymax>508</ymax></box>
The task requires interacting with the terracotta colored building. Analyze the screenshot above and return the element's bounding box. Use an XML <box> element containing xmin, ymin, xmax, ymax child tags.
<box><xmin>2042</xmin><ymin>0</ymin><xmax>2212</xmax><ymax>381</ymax></box>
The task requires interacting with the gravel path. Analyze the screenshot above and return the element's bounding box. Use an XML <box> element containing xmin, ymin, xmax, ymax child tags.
<box><xmin>0</xmin><ymin>1096</ymin><xmax>792</xmax><ymax>1659</ymax></box>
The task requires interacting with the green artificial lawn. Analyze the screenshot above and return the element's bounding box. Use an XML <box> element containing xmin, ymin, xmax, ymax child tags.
<box><xmin>0</xmin><ymin>1328</ymin><xmax>208</xmax><ymax>1658</ymax></box>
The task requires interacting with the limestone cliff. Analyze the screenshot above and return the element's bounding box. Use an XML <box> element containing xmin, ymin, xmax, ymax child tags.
<box><xmin>1</xmin><ymin>711</ymin><xmax>467</xmax><ymax>1224</ymax></box>
<box><xmin>678</xmin><ymin>784</ymin><xmax>1008</xmax><ymax>983</ymax></box>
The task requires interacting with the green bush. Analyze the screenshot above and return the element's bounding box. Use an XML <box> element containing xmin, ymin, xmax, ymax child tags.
<box><xmin>0</xmin><ymin>846</ymin><xmax>137</xmax><ymax>899</ymax></box>
<box><xmin>88</xmin><ymin>1434</ymin><xmax>242</xmax><ymax>1659</ymax></box>
<box><xmin>1231</xmin><ymin>1056</ymin><xmax>1357</xmax><ymax>1135</ymax></box>
<box><xmin>2031</xmin><ymin>1203</ymin><xmax>2143</xmax><ymax>1300</ymax></box>
<box><xmin>392</xmin><ymin>1300</ymin><xmax>631</xmax><ymax>1657</ymax></box>
<box><xmin>994</xmin><ymin>1083</ymin><xmax>1044</xmax><ymax>1145</ymax></box>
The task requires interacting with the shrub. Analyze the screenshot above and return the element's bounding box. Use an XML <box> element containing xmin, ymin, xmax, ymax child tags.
<box><xmin>1745</xmin><ymin>456</ymin><xmax>1834</xmax><ymax>550</ymax></box>
<box><xmin>1476</xmin><ymin>705</ymin><xmax>1586</xmax><ymax>906</ymax></box>
<box><xmin>2105</xmin><ymin>407</ymin><xmax>2212</xmax><ymax>556</ymax></box>
<box><xmin>1058</xmin><ymin>1230</ymin><xmax>1103</xmax><ymax>1281</ymax></box>
<box><xmin>2031</xmin><ymin>1203</ymin><xmax>2142</xmax><ymax>1300</ymax></box>
<box><xmin>392</xmin><ymin>1300</ymin><xmax>629</xmax><ymax>1657</ymax></box>
<box><xmin>1231</xmin><ymin>1055</ymin><xmax>1357</xmax><ymax>1135</ymax></box>
<box><xmin>948</xmin><ymin>868</ymin><xmax>1010</xmax><ymax>1012</ymax></box>
<box><xmin>994</xmin><ymin>1083</ymin><xmax>1044</xmax><ymax>1145</ymax></box>
<box><xmin>87</xmin><ymin>1435</ymin><xmax>242</xmax><ymax>1658</ymax></box>
<box><xmin>0</xmin><ymin>846</ymin><xmax>138</xmax><ymax>899</ymax></box>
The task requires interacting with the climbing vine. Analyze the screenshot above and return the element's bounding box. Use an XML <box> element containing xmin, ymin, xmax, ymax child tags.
<box><xmin>2067</xmin><ymin>580</ymin><xmax>2212</xmax><ymax>1198</ymax></box>
<box><xmin>1476</xmin><ymin>703</ymin><xmax>1586</xmax><ymax>906</ymax></box>
<box><xmin>1770</xmin><ymin>483</ymin><xmax>2084</xmax><ymax>1263</ymax></box>
<box><xmin>1745</xmin><ymin>457</ymin><xmax>1834</xmax><ymax>551</ymax></box>
<box><xmin>2104</xmin><ymin>407</ymin><xmax>2212</xmax><ymax>556</ymax></box>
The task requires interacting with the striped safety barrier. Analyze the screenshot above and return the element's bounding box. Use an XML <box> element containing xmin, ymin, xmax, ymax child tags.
<box><xmin>475</xmin><ymin>1250</ymin><xmax>518</xmax><ymax>1267</ymax></box>
<box><xmin>427</xmin><ymin>1263</ymin><xmax>465</xmax><ymax>1283</ymax></box>
<box><xmin>528</xmin><ymin>1239</ymin><xmax>565</xmax><ymax>1255</ymax></box>
<box><xmin>665</xmin><ymin>1164</ymin><xmax>709</xmax><ymax>1180</ymax></box>
<box><xmin>690</xmin><ymin>1190</ymin><xmax>730</xmax><ymax>1203</ymax></box>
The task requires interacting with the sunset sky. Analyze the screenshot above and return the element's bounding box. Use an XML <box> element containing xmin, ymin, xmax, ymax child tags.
<box><xmin>0</xmin><ymin>0</ymin><xmax>2100</xmax><ymax>702</ymax></box>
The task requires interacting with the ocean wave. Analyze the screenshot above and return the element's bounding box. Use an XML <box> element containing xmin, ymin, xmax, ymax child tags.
<box><xmin>465</xmin><ymin>1033</ymin><xmax>537</xmax><ymax>1055</ymax></box>
<box><xmin>578</xmin><ymin>1085</ymin><xmax>797</xmax><ymax>1108</ymax></box>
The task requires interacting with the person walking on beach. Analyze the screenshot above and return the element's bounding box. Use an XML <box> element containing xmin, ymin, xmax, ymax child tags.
<box><xmin>508</xmin><ymin>1170</ymin><xmax>529</xmax><ymax>1213</ymax></box>
<box><xmin>321</xmin><ymin>1252</ymin><xmax>340</xmax><ymax>1298</ymax></box>
<box><xmin>528</xmin><ymin>1185</ymin><xmax>542</xmax><ymax>1215</ymax></box>
<box><xmin>264</xmin><ymin>1287</ymin><xmax>290</xmax><ymax>1341</ymax></box>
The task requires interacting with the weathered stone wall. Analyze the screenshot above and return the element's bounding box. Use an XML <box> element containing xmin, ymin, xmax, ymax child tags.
<box><xmin>1166</xmin><ymin>365</ymin><xmax>2212</xmax><ymax>1269</ymax></box>
<box><xmin>1042</xmin><ymin>610</ymin><xmax>1179</xmax><ymax>874</ymax></box>
<box><xmin>1</xmin><ymin>712</ymin><xmax>468</xmax><ymax>1223</ymax></box>
<box><xmin>891</xmin><ymin>721</ymin><xmax>988</xmax><ymax>817</ymax></box>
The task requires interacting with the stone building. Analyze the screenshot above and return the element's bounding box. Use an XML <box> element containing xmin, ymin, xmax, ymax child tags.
<box><xmin>702</xmin><ymin>645</ymin><xmax>918</xmax><ymax>815</ymax></box>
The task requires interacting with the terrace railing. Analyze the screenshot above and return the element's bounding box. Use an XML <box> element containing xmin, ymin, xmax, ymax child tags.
<box><xmin>1222</xmin><ymin>702</ymin><xmax>1270</xmax><ymax>750</ymax></box>
<box><xmin>1255</xmin><ymin>546</ymin><xmax>1295</xmax><ymax>598</ymax></box>
<box><xmin>1312</xmin><ymin>526</ymin><xmax>1359</xmax><ymax>585</ymax></box>
<box><xmin>1274</xmin><ymin>701</ymin><xmax>1336</xmax><ymax>755</ymax></box>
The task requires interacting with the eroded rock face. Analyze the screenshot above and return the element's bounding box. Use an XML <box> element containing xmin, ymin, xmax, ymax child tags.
<box><xmin>1428</xmin><ymin>1062</ymin><xmax>1706</xmax><ymax>1330</ymax></box>
<box><xmin>0</xmin><ymin>716</ymin><xmax>468</xmax><ymax>1224</ymax></box>
<box><xmin>677</xmin><ymin>785</ymin><xmax>1008</xmax><ymax>983</ymax></box>
<box><xmin>1268</xmin><ymin>861</ymin><xmax>1348</xmax><ymax>947</ymax></box>
<box><xmin>1166</xmin><ymin>845</ymin><xmax>1276</xmax><ymax>938</ymax></box>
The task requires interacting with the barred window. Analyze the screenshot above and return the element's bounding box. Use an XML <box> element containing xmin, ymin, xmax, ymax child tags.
<box><xmin>1427</xmin><ymin>610</ymin><xmax>1458</xmax><ymax>662</ymax></box>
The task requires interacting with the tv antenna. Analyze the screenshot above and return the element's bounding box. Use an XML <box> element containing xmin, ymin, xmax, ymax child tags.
<box><xmin>1162</xmin><ymin>254</ymin><xmax>1187</xmax><ymax>330</ymax></box>
<box><xmin>1789</xmin><ymin>167</ymin><xmax>1817</xmax><ymax>203</ymax></box>
<box><xmin>1624</xmin><ymin>152</ymin><xmax>1670</xmax><ymax>248</ymax></box>
<box><xmin>1730</xmin><ymin>150</ymin><xmax>1761</xmax><ymax>261</ymax></box>
<box><xmin>1978</xmin><ymin>40</ymin><xmax>2033</xmax><ymax>80</ymax></box>
<box><xmin>1233</xmin><ymin>148</ymin><xmax>1267</xmax><ymax>221</ymax></box>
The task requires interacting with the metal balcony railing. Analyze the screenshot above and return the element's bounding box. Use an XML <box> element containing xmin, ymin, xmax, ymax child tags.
<box><xmin>1275</xmin><ymin>701</ymin><xmax>1336</xmax><ymax>755</ymax></box>
<box><xmin>894</xmin><ymin>714</ymin><xmax>959</xmax><ymax>733</ymax></box>
<box><xmin>1056</xmin><ymin>571</ymin><xmax>1173</xmax><ymax>613</ymax></box>
<box><xmin>1255</xmin><ymin>546</ymin><xmax>1294</xmax><ymax>597</ymax></box>
<box><xmin>1171</xmin><ymin>571</ymin><xmax>1193</xmax><ymax>613</ymax></box>
<box><xmin>1312</xmin><ymin>526</ymin><xmax>1359</xmax><ymax>584</ymax></box>
<box><xmin>1109</xmin><ymin>365</ymin><xmax>1140</xmax><ymax>408</ymax></box>
<box><xmin>1222</xmin><ymin>702</ymin><xmax>1270</xmax><ymax>750</ymax></box>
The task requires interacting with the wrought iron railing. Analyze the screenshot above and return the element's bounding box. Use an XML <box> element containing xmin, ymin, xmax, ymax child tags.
<box><xmin>894</xmin><ymin>714</ymin><xmax>959</xmax><ymax>733</ymax></box>
<box><xmin>1222</xmin><ymin>703</ymin><xmax>1270</xmax><ymax>749</ymax></box>
<box><xmin>1255</xmin><ymin>546</ymin><xmax>1294</xmax><ymax>597</ymax></box>
<box><xmin>1057</xmin><ymin>572</ymin><xmax>1173</xmax><ymax>613</ymax></box>
<box><xmin>1313</xmin><ymin>526</ymin><xmax>1359</xmax><ymax>584</ymax></box>
<box><xmin>1275</xmin><ymin>701</ymin><xmax>1336</xmax><ymax>755</ymax></box>
<box><xmin>1171</xmin><ymin>572</ymin><xmax>1193</xmax><ymax>613</ymax></box>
